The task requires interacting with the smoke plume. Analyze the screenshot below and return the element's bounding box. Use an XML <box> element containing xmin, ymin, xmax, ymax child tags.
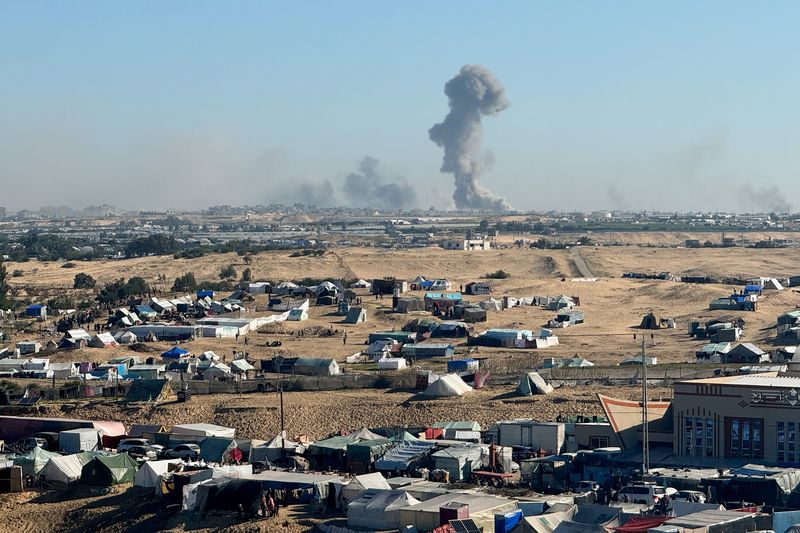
<box><xmin>429</xmin><ymin>65</ymin><xmax>510</xmax><ymax>211</ymax></box>
<box><xmin>739</xmin><ymin>184</ymin><xmax>792</xmax><ymax>213</ymax></box>
<box><xmin>343</xmin><ymin>156</ymin><xmax>417</xmax><ymax>209</ymax></box>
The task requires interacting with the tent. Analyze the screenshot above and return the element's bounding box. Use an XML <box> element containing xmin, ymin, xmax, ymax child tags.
<box><xmin>80</xmin><ymin>453</ymin><xmax>139</xmax><ymax>486</ymax></box>
<box><xmin>547</xmin><ymin>296</ymin><xmax>575</xmax><ymax>311</ymax></box>
<box><xmin>341</xmin><ymin>472</ymin><xmax>392</xmax><ymax>504</ymax></box>
<box><xmin>347</xmin><ymin>489</ymin><xmax>421</xmax><ymax>531</ymax></box>
<box><xmin>201</xmin><ymin>478</ymin><xmax>265</xmax><ymax>517</ymax></box>
<box><xmin>200</xmin><ymin>437</ymin><xmax>242</xmax><ymax>464</ymax></box>
<box><xmin>478</xmin><ymin>298</ymin><xmax>503</xmax><ymax>311</ymax></box>
<box><xmin>251</xmin><ymin>433</ymin><xmax>304</xmax><ymax>463</ymax></box>
<box><xmin>375</xmin><ymin>439</ymin><xmax>436</xmax><ymax>472</ymax></box>
<box><xmin>344</xmin><ymin>306</ymin><xmax>367</xmax><ymax>324</ymax></box>
<box><xmin>287</xmin><ymin>308</ymin><xmax>309</xmax><ymax>321</ymax></box>
<box><xmin>14</xmin><ymin>447</ymin><xmax>60</xmax><ymax>476</ymax></box>
<box><xmin>765</xmin><ymin>278</ymin><xmax>784</xmax><ymax>290</ymax></box>
<box><xmin>377</xmin><ymin>357</ymin><xmax>407</xmax><ymax>370</ymax></box>
<box><xmin>172</xmin><ymin>423</ymin><xmax>235</xmax><ymax>441</ymax></box>
<box><xmin>124</xmin><ymin>379</ymin><xmax>176</xmax><ymax>403</ymax></box>
<box><xmin>161</xmin><ymin>346</ymin><xmax>190</xmax><ymax>359</ymax></box>
<box><xmin>114</xmin><ymin>331</ymin><xmax>138</xmax><ymax>345</ymax></box>
<box><xmin>134</xmin><ymin>459</ymin><xmax>182</xmax><ymax>493</ymax></box>
<box><xmin>517</xmin><ymin>372</ymin><xmax>554</xmax><ymax>395</ymax></box>
<box><xmin>40</xmin><ymin>453</ymin><xmax>89</xmax><ymax>486</ymax></box>
<box><xmin>639</xmin><ymin>313</ymin><xmax>661</xmax><ymax>330</ymax></box>
<box><xmin>350</xmin><ymin>279</ymin><xmax>371</xmax><ymax>289</ymax></box>
<box><xmin>59</xmin><ymin>428</ymin><xmax>99</xmax><ymax>453</ymax></box>
<box><xmin>421</xmin><ymin>374</ymin><xmax>473</xmax><ymax>397</ymax></box>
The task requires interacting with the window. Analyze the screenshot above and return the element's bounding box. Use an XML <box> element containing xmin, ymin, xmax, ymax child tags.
<box><xmin>726</xmin><ymin>417</ymin><xmax>764</xmax><ymax>459</ymax></box>
<box><xmin>589</xmin><ymin>436</ymin><xmax>610</xmax><ymax>449</ymax></box>
<box><xmin>778</xmin><ymin>422</ymin><xmax>786</xmax><ymax>462</ymax></box>
<box><xmin>685</xmin><ymin>416</ymin><xmax>715</xmax><ymax>457</ymax></box>
<box><xmin>706</xmin><ymin>418</ymin><xmax>714</xmax><ymax>457</ymax></box>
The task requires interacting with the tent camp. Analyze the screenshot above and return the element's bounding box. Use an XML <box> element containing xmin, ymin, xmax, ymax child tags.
<box><xmin>344</xmin><ymin>306</ymin><xmax>367</xmax><ymax>324</ymax></box>
<box><xmin>14</xmin><ymin>447</ymin><xmax>60</xmax><ymax>476</ymax></box>
<box><xmin>517</xmin><ymin>371</ymin><xmax>554</xmax><ymax>395</ymax></box>
<box><xmin>341</xmin><ymin>472</ymin><xmax>392</xmax><ymax>504</ymax></box>
<box><xmin>161</xmin><ymin>346</ymin><xmax>190</xmax><ymax>359</ymax></box>
<box><xmin>640</xmin><ymin>312</ymin><xmax>661</xmax><ymax>330</ymax></box>
<box><xmin>347</xmin><ymin>489</ymin><xmax>421</xmax><ymax>531</ymax></box>
<box><xmin>172</xmin><ymin>423</ymin><xmax>235</xmax><ymax>442</ymax></box>
<box><xmin>251</xmin><ymin>433</ymin><xmax>304</xmax><ymax>463</ymax></box>
<box><xmin>478</xmin><ymin>298</ymin><xmax>503</xmax><ymax>311</ymax></box>
<box><xmin>421</xmin><ymin>374</ymin><xmax>473</xmax><ymax>397</ymax></box>
<box><xmin>200</xmin><ymin>437</ymin><xmax>242</xmax><ymax>464</ymax></box>
<box><xmin>59</xmin><ymin>428</ymin><xmax>99</xmax><ymax>453</ymax></box>
<box><xmin>375</xmin><ymin>439</ymin><xmax>436</xmax><ymax>473</ymax></box>
<box><xmin>134</xmin><ymin>459</ymin><xmax>182</xmax><ymax>494</ymax></box>
<box><xmin>40</xmin><ymin>453</ymin><xmax>89</xmax><ymax>486</ymax></box>
<box><xmin>80</xmin><ymin>453</ymin><xmax>138</xmax><ymax>486</ymax></box>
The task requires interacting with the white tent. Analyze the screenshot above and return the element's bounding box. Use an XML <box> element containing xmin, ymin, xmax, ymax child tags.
<box><xmin>135</xmin><ymin>459</ymin><xmax>183</xmax><ymax>494</ymax></box>
<box><xmin>765</xmin><ymin>278</ymin><xmax>784</xmax><ymax>291</ymax></box>
<box><xmin>350</xmin><ymin>279</ymin><xmax>372</xmax><ymax>289</ymax></box>
<box><xmin>377</xmin><ymin>357</ymin><xmax>407</xmax><ymax>370</ymax></box>
<box><xmin>40</xmin><ymin>454</ymin><xmax>88</xmax><ymax>486</ymax></box>
<box><xmin>341</xmin><ymin>472</ymin><xmax>392</xmax><ymax>504</ymax></box>
<box><xmin>517</xmin><ymin>371</ymin><xmax>554</xmax><ymax>395</ymax></box>
<box><xmin>347</xmin><ymin>489</ymin><xmax>421</xmax><ymax>531</ymax></box>
<box><xmin>422</xmin><ymin>374</ymin><xmax>473</xmax><ymax>397</ymax></box>
<box><xmin>478</xmin><ymin>298</ymin><xmax>503</xmax><ymax>311</ymax></box>
<box><xmin>250</xmin><ymin>433</ymin><xmax>305</xmax><ymax>463</ymax></box>
<box><xmin>114</xmin><ymin>331</ymin><xmax>138</xmax><ymax>345</ymax></box>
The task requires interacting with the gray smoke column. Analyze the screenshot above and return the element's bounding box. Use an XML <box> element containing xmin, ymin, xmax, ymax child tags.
<box><xmin>429</xmin><ymin>64</ymin><xmax>511</xmax><ymax>210</ymax></box>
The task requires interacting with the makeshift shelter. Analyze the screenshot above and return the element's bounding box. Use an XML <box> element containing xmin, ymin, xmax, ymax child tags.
<box><xmin>375</xmin><ymin>439</ymin><xmax>436</xmax><ymax>473</ymax></box>
<box><xmin>40</xmin><ymin>454</ymin><xmax>88</xmax><ymax>486</ymax></box>
<box><xmin>293</xmin><ymin>357</ymin><xmax>340</xmax><ymax>376</ymax></box>
<box><xmin>14</xmin><ymin>447</ymin><xmax>60</xmax><ymax>476</ymax></box>
<box><xmin>341</xmin><ymin>472</ymin><xmax>392</xmax><ymax>504</ymax></box>
<box><xmin>344</xmin><ymin>306</ymin><xmax>367</xmax><ymax>324</ymax></box>
<box><xmin>134</xmin><ymin>459</ymin><xmax>182</xmax><ymax>493</ymax></box>
<box><xmin>377</xmin><ymin>356</ymin><xmax>407</xmax><ymax>370</ymax></box>
<box><xmin>478</xmin><ymin>298</ymin><xmax>503</xmax><ymax>311</ymax></box>
<box><xmin>724</xmin><ymin>342</ymin><xmax>768</xmax><ymax>363</ymax></box>
<box><xmin>517</xmin><ymin>371</ymin><xmax>554</xmax><ymax>395</ymax></box>
<box><xmin>128</xmin><ymin>424</ymin><xmax>166</xmax><ymax>441</ymax></box>
<box><xmin>421</xmin><ymin>374</ymin><xmax>473</xmax><ymax>397</ymax></box>
<box><xmin>287</xmin><ymin>307</ymin><xmax>309</xmax><ymax>321</ymax></box>
<box><xmin>765</xmin><ymin>278</ymin><xmax>784</xmax><ymax>290</ymax></box>
<box><xmin>89</xmin><ymin>333</ymin><xmax>119</xmax><ymax>348</ymax></box>
<box><xmin>251</xmin><ymin>433</ymin><xmax>304</xmax><ymax>463</ymax></box>
<box><xmin>200</xmin><ymin>478</ymin><xmax>265</xmax><ymax>516</ymax></box>
<box><xmin>113</xmin><ymin>331</ymin><xmax>138</xmax><ymax>345</ymax></box>
<box><xmin>161</xmin><ymin>346</ymin><xmax>190</xmax><ymax>359</ymax></box>
<box><xmin>80</xmin><ymin>453</ymin><xmax>138</xmax><ymax>486</ymax></box>
<box><xmin>172</xmin><ymin>423</ymin><xmax>235</xmax><ymax>442</ymax></box>
<box><xmin>397</xmin><ymin>491</ymin><xmax>517</xmax><ymax>532</ymax></box>
<box><xmin>547</xmin><ymin>296</ymin><xmax>575</xmax><ymax>311</ymax></box>
<box><xmin>200</xmin><ymin>437</ymin><xmax>242</xmax><ymax>464</ymax></box>
<box><xmin>350</xmin><ymin>279</ymin><xmax>371</xmax><ymax>289</ymax></box>
<box><xmin>347</xmin><ymin>439</ymin><xmax>392</xmax><ymax>473</ymax></box>
<box><xmin>306</xmin><ymin>428</ymin><xmax>382</xmax><ymax>470</ymax></box>
<box><xmin>639</xmin><ymin>313</ymin><xmax>661</xmax><ymax>330</ymax></box>
<box><xmin>124</xmin><ymin>379</ymin><xmax>175</xmax><ymax>403</ymax></box>
<box><xmin>59</xmin><ymin>428</ymin><xmax>99</xmax><ymax>453</ymax></box>
<box><xmin>395</xmin><ymin>298</ymin><xmax>425</xmax><ymax>313</ymax></box>
<box><xmin>347</xmin><ymin>489</ymin><xmax>421</xmax><ymax>531</ymax></box>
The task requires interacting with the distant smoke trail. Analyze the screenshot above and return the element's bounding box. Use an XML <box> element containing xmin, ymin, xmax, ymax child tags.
<box><xmin>739</xmin><ymin>184</ymin><xmax>792</xmax><ymax>213</ymax></box>
<box><xmin>429</xmin><ymin>65</ymin><xmax>510</xmax><ymax>211</ymax></box>
<box><xmin>343</xmin><ymin>156</ymin><xmax>417</xmax><ymax>210</ymax></box>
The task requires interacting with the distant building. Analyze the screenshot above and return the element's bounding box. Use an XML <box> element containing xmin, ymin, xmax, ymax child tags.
<box><xmin>442</xmin><ymin>239</ymin><xmax>491</xmax><ymax>251</ymax></box>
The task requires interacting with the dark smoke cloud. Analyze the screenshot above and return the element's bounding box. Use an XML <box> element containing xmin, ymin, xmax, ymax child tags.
<box><xmin>429</xmin><ymin>64</ymin><xmax>510</xmax><ymax>211</ymax></box>
<box><xmin>739</xmin><ymin>184</ymin><xmax>792</xmax><ymax>213</ymax></box>
<box><xmin>343</xmin><ymin>156</ymin><xmax>417</xmax><ymax>209</ymax></box>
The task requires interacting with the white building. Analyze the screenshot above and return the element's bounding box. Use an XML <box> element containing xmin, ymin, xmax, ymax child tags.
<box><xmin>442</xmin><ymin>239</ymin><xmax>491</xmax><ymax>251</ymax></box>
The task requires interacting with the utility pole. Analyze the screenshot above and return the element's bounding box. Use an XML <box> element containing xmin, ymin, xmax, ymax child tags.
<box><xmin>641</xmin><ymin>338</ymin><xmax>650</xmax><ymax>476</ymax></box>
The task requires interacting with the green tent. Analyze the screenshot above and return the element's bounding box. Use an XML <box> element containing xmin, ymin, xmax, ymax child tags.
<box><xmin>14</xmin><ymin>447</ymin><xmax>60</xmax><ymax>476</ymax></box>
<box><xmin>80</xmin><ymin>453</ymin><xmax>138</xmax><ymax>485</ymax></box>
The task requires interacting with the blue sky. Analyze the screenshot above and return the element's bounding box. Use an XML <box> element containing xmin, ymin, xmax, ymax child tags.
<box><xmin>1</xmin><ymin>1</ymin><xmax>798</xmax><ymax>212</ymax></box>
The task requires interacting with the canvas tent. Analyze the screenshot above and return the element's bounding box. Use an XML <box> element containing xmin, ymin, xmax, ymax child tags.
<box><xmin>200</xmin><ymin>437</ymin><xmax>242</xmax><ymax>464</ymax></box>
<box><xmin>251</xmin><ymin>433</ymin><xmax>304</xmax><ymax>463</ymax></box>
<box><xmin>765</xmin><ymin>278</ymin><xmax>784</xmax><ymax>290</ymax></box>
<box><xmin>341</xmin><ymin>472</ymin><xmax>392</xmax><ymax>504</ymax></box>
<box><xmin>517</xmin><ymin>371</ymin><xmax>554</xmax><ymax>395</ymax></box>
<box><xmin>422</xmin><ymin>374</ymin><xmax>473</xmax><ymax>397</ymax></box>
<box><xmin>344</xmin><ymin>306</ymin><xmax>367</xmax><ymax>324</ymax></box>
<box><xmin>14</xmin><ymin>447</ymin><xmax>60</xmax><ymax>476</ymax></box>
<box><xmin>478</xmin><ymin>298</ymin><xmax>503</xmax><ymax>311</ymax></box>
<box><xmin>134</xmin><ymin>459</ymin><xmax>182</xmax><ymax>493</ymax></box>
<box><xmin>172</xmin><ymin>423</ymin><xmax>235</xmax><ymax>441</ymax></box>
<box><xmin>80</xmin><ymin>453</ymin><xmax>138</xmax><ymax>486</ymax></box>
<box><xmin>59</xmin><ymin>428</ymin><xmax>99</xmax><ymax>453</ymax></box>
<box><xmin>640</xmin><ymin>313</ymin><xmax>661</xmax><ymax>329</ymax></box>
<box><xmin>40</xmin><ymin>454</ymin><xmax>88</xmax><ymax>486</ymax></box>
<box><xmin>347</xmin><ymin>489</ymin><xmax>421</xmax><ymax>531</ymax></box>
<box><xmin>124</xmin><ymin>379</ymin><xmax>176</xmax><ymax>403</ymax></box>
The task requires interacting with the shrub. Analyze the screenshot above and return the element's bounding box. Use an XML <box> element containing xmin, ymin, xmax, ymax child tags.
<box><xmin>483</xmin><ymin>269</ymin><xmax>510</xmax><ymax>279</ymax></box>
<box><xmin>62</xmin><ymin>262</ymin><xmax>77</xmax><ymax>269</ymax></box>
<box><xmin>73</xmin><ymin>272</ymin><xmax>96</xmax><ymax>289</ymax></box>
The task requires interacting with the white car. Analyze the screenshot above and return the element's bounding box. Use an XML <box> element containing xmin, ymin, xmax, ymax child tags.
<box><xmin>118</xmin><ymin>438</ymin><xmax>164</xmax><ymax>454</ymax></box>
<box><xmin>615</xmin><ymin>484</ymin><xmax>673</xmax><ymax>505</ymax></box>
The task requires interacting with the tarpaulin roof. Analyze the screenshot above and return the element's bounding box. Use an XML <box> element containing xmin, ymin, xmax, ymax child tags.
<box><xmin>14</xmin><ymin>447</ymin><xmax>59</xmax><ymax>476</ymax></box>
<box><xmin>161</xmin><ymin>346</ymin><xmax>190</xmax><ymax>358</ymax></box>
<box><xmin>81</xmin><ymin>453</ymin><xmax>138</xmax><ymax>485</ymax></box>
<box><xmin>614</xmin><ymin>516</ymin><xmax>668</xmax><ymax>532</ymax></box>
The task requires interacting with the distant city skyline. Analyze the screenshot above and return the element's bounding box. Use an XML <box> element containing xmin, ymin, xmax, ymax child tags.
<box><xmin>1</xmin><ymin>2</ymin><xmax>798</xmax><ymax>213</ymax></box>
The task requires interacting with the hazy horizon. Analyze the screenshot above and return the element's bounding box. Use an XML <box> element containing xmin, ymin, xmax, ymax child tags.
<box><xmin>2</xmin><ymin>2</ymin><xmax>799</xmax><ymax>213</ymax></box>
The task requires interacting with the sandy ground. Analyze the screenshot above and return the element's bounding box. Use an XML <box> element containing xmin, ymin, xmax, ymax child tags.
<box><xmin>2</xmin><ymin>241</ymin><xmax>798</xmax><ymax>531</ymax></box>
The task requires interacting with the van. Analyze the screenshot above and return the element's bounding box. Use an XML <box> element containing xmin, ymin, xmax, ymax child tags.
<box><xmin>615</xmin><ymin>484</ymin><xmax>671</xmax><ymax>505</ymax></box>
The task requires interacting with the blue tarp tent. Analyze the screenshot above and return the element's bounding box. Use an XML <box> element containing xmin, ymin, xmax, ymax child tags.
<box><xmin>495</xmin><ymin>509</ymin><xmax>523</xmax><ymax>533</ymax></box>
<box><xmin>161</xmin><ymin>346</ymin><xmax>190</xmax><ymax>359</ymax></box>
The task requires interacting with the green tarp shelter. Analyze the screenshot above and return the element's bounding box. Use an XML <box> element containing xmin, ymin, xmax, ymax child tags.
<box><xmin>80</xmin><ymin>453</ymin><xmax>138</xmax><ymax>485</ymax></box>
<box><xmin>14</xmin><ymin>446</ymin><xmax>60</xmax><ymax>476</ymax></box>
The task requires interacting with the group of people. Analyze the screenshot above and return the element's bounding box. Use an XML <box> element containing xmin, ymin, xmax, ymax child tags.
<box><xmin>259</xmin><ymin>488</ymin><xmax>280</xmax><ymax>518</ymax></box>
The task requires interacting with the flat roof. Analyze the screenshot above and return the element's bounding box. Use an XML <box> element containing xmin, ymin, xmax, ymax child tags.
<box><xmin>677</xmin><ymin>372</ymin><xmax>800</xmax><ymax>388</ymax></box>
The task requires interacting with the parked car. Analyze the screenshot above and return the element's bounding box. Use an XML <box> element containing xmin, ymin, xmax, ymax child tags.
<box><xmin>125</xmin><ymin>445</ymin><xmax>157</xmax><ymax>461</ymax></box>
<box><xmin>163</xmin><ymin>444</ymin><xmax>200</xmax><ymax>460</ymax></box>
<box><xmin>614</xmin><ymin>484</ymin><xmax>671</xmax><ymax>505</ymax></box>
<box><xmin>672</xmin><ymin>490</ymin><xmax>707</xmax><ymax>503</ymax></box>
<box><xmin>9</xmin><ymin>437</ymin><xmax>48</xmax><ymax>453</ymax></box>
<box><xmin>118</xmin><ymin>438</ymin><xmax>163</xmax><ymax>454</ymax></box>
<box><xmin>574</xmin><ymin>480</ymin><xmax>601</xmax><ymax>494</ymax></box>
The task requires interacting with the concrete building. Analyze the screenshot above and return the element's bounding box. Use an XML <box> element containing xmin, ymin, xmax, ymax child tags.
<box><xmin>441</xmin><ymin>239</ymin><xmax>491</xmax><ymax>251</ymax></box>
<box><xmin>673</xmin><ymin>372</ymin><xmax>800</xmax><ymax>463</ymax></box>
